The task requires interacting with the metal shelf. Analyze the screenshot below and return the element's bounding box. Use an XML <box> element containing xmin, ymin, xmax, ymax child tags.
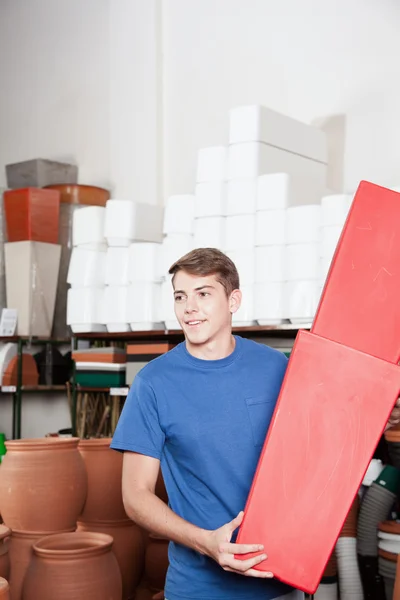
<box><xmin>73</xmin><ymin>324</ymin><xmax>310</xmax><ymax>342</ymax></box>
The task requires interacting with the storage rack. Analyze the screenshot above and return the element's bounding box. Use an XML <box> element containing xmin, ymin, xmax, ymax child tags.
<box><xmin>70</xmin><ymin>324</ymin><xmax>310</xmax><ymax>437</ymax></box>
<box><xmin>0</xmin><ymin>337</ymin><xmax>71</xmax><ymax>439</ymax></box>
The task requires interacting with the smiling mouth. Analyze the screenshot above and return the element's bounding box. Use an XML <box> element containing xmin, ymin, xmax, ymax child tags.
<box><xmin>185</xmin><ymin>320</ymin><xmax>204</xmax><ymax>326</ymax></box>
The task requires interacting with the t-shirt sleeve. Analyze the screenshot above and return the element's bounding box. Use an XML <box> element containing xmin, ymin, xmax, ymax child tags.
<box><xmin>110</xmin><ymin>374</ymin><xmax>165</xmax><ymax>459</ymax></box>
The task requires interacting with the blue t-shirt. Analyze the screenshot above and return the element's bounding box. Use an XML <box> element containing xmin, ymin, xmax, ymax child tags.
<box><xmin>111</xmin><ymin>335</ymin><xmax>293</xmax><ymax>600</ymax></box>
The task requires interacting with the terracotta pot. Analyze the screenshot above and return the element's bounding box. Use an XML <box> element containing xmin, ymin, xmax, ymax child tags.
<box><xmin>339</xmin><ymin>495</ymin><xmax>359</xmax><ymax>537</ymax></box>
<box><xmin>78</xmin><ymin>438</ymin><xmax>126</xmax><ymax>521</ymax></box>
<box><xmin>44</xmin><ymin>185</ymin><xmax>110</xmax><ymax>206</ymax></box>
<box><xmin>0</xmin><ymin>438</ymin><xmax>87</xmax><ymax>531</ymax></box>
<box><xmin>0</xmin><ymin>527</ymin><xmax>10</xmax><ymax>581</ymax></box>
<box><xmin>22</xmin><ymin>532</ymin><xmax>122</xmax><ymax>600</ymax></box>
<box><xmin>322</xmin><ymin>551</ymin><xmax>337</xmax><ymax>578</ymax></box>
<box><xmin>378</xmin><ymin>548</ymin><xmax>397</xmax><ymax>562</ymax></box>
<box><xmin>144</xmin><ymin>537</ymin><xmax>169</xmax><ymax>592</ymax></box>
<box><xmin>0</xmin><ymin>578</ymin><xmax>9</xmax><ymax>600</ymax></box>
<box><xmin>379</xmin><ymin>521</ymin><xmax>400</xmax><ymax>535</ymax></box>
<box><xmin>385</xmin><ymin>430</ymin><xmax>400</xmax><ymax>443</ymax></box>
<box><xmin>394</xmin><ymin>554</ymin><xmax>400</xmax><ymax>600</ymax></box>
<box><xmin>9</xmin><ymin>529</ymin><xmax>75</xmax><ymax>600</ymax></box>
<box><xmin>77</xmin><ymin>520</ymin><xmax>144</xmax><ymax>600</ymax></box>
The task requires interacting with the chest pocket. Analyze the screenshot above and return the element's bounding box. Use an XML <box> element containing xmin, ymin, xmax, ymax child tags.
<box><xmin>245</xmin><ymin>396</ymin><xmax>276</xmax><ymax>447</ymax></box>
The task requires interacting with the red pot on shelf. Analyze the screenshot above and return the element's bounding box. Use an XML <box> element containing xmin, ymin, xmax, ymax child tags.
<box><xmin>3</xmin><ymin>188</ymin><xmax>60</xmax><ymax>243</ymax></box>
<box><xmin>0</xmin><ymin>438</ymin><xmax>87</xmax><ymax>531</ymax></box>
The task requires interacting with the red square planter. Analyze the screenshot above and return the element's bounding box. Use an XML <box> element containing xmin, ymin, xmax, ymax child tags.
<box><xmin>312</xmin><ymin>181</ymin><xmax>400</xmax><ymax>363</ymax></box>
<box><xmin>237</xmin><ymin>331</ymin><xmax>400</xmax><ymax>594</ymax></box>
<box><xmin>3</xmin><ymin>187</ymin><xmax>60</xmax><ymax>243</ymax></box>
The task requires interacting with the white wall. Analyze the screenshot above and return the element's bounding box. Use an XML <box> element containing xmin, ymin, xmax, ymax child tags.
<box><xmin>0</xmin><ymin>0</ymin><xmax>111</xmax><ymax>190</ymax></box>
<box><xmin>163</xmin><ymin>0</ymin><xmax>400</xmax><ymax>196</ymax></box>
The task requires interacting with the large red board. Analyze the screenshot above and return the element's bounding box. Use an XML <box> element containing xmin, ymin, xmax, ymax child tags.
<box><xmin>312</xmin><ymin>181</ymin><xmax>400</xmax><ymax>363</ymax></box>
<box><xmin>236</xmin><ymin>331</ymin><xmax>400</xmax><ymax>594</ymax></box>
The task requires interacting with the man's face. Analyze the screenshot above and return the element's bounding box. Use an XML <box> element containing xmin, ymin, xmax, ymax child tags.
<box><xmin>172</xmin><ymin>271</ymin><xmax>241</xmax><ymax>346</ymax></box>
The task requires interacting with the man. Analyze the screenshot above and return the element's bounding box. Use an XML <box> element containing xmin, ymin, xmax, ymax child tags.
<box><xmin>111</xmin><ymin>248</ymin><xmax>400</xmax><ymax>600</ymax></box>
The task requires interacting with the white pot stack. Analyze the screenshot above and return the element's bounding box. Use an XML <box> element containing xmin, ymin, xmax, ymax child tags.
<box><xmin>320</xmin><ymin>194</ymin><xmax>353</xmax><ymax>289</ymax></box>
<box><xmin>67</xmin><ymin>207</ymin><xmax>107</xmax><ymax>333</ymax></box>
<box><xmin>66</xmin><ymin>104</ymin><xmax>358</xmax><ymax>333</ymax></box>
<box><xmin>67</xmin><ymin>201</ymin><xmax>165</xmax><ymax>333</ymax></box>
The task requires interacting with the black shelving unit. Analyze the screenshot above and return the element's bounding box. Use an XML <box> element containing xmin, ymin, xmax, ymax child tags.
<box><xmin>0</xmin><ymin>336</ymin><xmax>71</xmax><ymax>439</ymax></box>
<box><xmin>70</xmin><ymin>324</ymin><xmax>309</xmax><ymax>436</ymax></box>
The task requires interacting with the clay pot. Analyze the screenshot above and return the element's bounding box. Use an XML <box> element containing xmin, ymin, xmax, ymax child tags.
<box><xmin>339</xmin><ymin>495</ymin><xmax>359</xmax><ymax>537</ymax></box>
<box><xmin>0</xmin><ymin>438</ymin><xmax>87</xmax><ymax>531</ymax></box>
<box><xmin>9</xmin><ymin>529</ymin><xmax>75</xmax><ymax>600</ymax></box>
<box><xmin>0</xmin><ymin>578</ymin><xmax>9</xmax><ymax>600</ymax></box>
<box><xmin>22</xmin><ymin>532</ymin><xmax>122</xmax><ymax>600</ymax></box>
<box><xmin>77</xmin><ymin>520</ymin><xmax>144</xmax><ymax>599</ymax></box>
<box><xmin>44</xmin><ymin>184</ymin><xmax>110</xmax><ymax>206</ymax></box>
<box><xmin>78</xmin><ymin>438</ymin><xmax>126</xmax><ymax>521</ymax></box>
<box><xmin>322</xmin><ymin>551</ymin><xmax>337</xmax><ymax>578</ymax></box>
<box><xmin>144</xmin><ymin>536</ymin><xmax>169</xmax><ymax>592</ymax></box>
<box><xmin>379</xmin><ymin>521</ymin><xmax>400</xmax><ymax>535</ymax></box>
<box><xmin>378</xmin><ymin>548</ymin><xmax>397</xmax><ymax>562</ymax></box>
<box><xmin>0</xmin><ymin>527</ymin><xmax>10</xmax><ymax>581</ymax></box>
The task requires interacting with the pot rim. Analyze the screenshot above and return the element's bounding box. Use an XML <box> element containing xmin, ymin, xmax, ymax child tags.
<box><xmin>78</xmin><ymin>437</ymin><xmax>112</xmax><ymax>450</ymax></box>
<box><xmin>77</xmin><ymin>519</ymin><xmax>134</xmax><ymax>528</ymax></box>
<box><xmin>5</xmin><ymin>437</ymin><xmax>80</xmax><ymax>451</ymax></box>
<box><xmin>33</xmin><ymin>532</ymin><xmax>114</xmax><ymax>559</ymax></box>
<box><xmin>12</xmin><ymin>528</ymin><xmax>75</xmax><ymax>539</ymax></box>
<box><xmin>44</xmin><ymin>184</ymin><xmax>109</xmax><ymax>193</ymax></box>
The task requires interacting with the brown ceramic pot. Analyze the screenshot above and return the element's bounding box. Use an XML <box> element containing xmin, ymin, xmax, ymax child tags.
<box><xmin>0</xmin><ymin>578</ymin><xmax>9</xmax><ymax>600</ymax></box>
<box><xmin>78</xmin><ymin>438</ymin><xmax>126</xmax><ymax>521</ymax></box>
<box><xmin>385</xmin><ymin>430</ymin><xmax>400</xmax><ymax>443</ymax></box>
<box><xmin>22</xmin><ymin>532</ymin><xmax>122</xmax><ymax>600</ymax></box>
<box><xmin>339</xmin><ymin>495</ymin><xmax>359</xmax><ymax>537</ymax></box>
<box><xmin>44</xmin><ymin>184</ymin><xmax>110</xmax><ymax>206</ymax></box>
<box><xmin>322</xmin><ymin>551</ymin><xmax>337</xmax><ymax>577</ymax></box>
<box><xmin>144</xmin><ymin>537</ymin><xmax>169</xmax><ymax>592</ymax></box>
<box><xmin>9</xmin><ymin>529</ymin><xmax>75</xmax><ymax>600</ymax></box>
<box><xmin>379</xmin><ymin>521</ymin><xmax>400</xmax><ymax>535</ymax></box>
<box><xmin>378</xmin><ymin>548</ymin><xmax>397</xmax><ymax>562</ymax></box>
<box><xmin>0</xmin><ymin>438</ymin><xmax>87</xmax><ymax>531</ymax></box>
<box><xmin>0</xmin><ymin>527</ymin><xmax>10</xmax><ymax>582</ymax></box>
<box><xmin>77</xmin><ymin>520</ymin><xmax>144</xmax><ymax>600</ymax></box>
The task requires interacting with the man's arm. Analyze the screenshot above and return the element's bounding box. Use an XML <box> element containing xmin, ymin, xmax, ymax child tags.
<box><xmin>122</xmin><ymin>451</ymin><xmax>273</xmax><ymax>578</ymax></box>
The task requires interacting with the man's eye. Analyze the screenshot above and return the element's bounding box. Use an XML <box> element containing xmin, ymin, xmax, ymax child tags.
<box><xmin>174</xmin><ymin>295</ymin><xmax>183</xmax><ymax>302</ymax></box>
<box><xmin>199</xmin><ymin>292</ymin><xmax>209</xmax><ymax>297</ymax></box>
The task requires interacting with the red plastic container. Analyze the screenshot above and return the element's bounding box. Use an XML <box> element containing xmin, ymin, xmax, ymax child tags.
<box><xmin>237</xmin><ymin>331</ymin><xmax>400</xmax><ymax>594</ymax></box>
<box><xmin>3</xmin><ymin>188</ymin><xmax>60</xmax><ymax>243</ymax></box>
<box><xmin>312</xmin><ymin>180</ymin><xmax>400</xmax><ymax>363</ymax></box>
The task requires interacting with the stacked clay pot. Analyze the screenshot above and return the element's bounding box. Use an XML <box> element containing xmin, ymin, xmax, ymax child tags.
<box><xmin>0</xmin><ymin>578</ymin><xmax>10</xmax><ymax>600</ymax></box>
<box><xmin>135</xmin><ymin>474</ymin><xmax>170</xmax><ymax>598</ymax></box>
<box><xmin>0</xmin><ymin>527</ymin><xmax>10</xmax><ymax>584</ymax></box>
<box><xmin>77</xmin><ymin>438</ymin><xmax>145</xmax><ymax>600</ymax></box>
<box><xmin>22</xmin><ymin>531</ymin><xmax>121</xmax><ymax>600</ymax></box>
<box><xmin>0</xmin><ymin>438</ymin><xmax>87</xmax><ymax>600</ymax></box>
<box><xmin>377</xmin><ymin>521</ymin><xmax>400</xmax><ymax>600</ymax></box>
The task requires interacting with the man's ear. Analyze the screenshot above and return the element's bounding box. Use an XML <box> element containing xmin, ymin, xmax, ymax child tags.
<box><xmin>229</xmin><ymin>289</ymin><xmax>242</xmax><ymax>314</ymax></box>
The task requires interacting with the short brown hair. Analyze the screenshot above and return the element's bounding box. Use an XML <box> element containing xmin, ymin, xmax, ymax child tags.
<box><xmin>168</xmin><ymin>248</ymin><xmax>240</xmax><ymax>295</ymax></box>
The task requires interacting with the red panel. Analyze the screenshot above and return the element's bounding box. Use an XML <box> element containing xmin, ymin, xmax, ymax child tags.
<box><xmin>312</xmin><ymin>181</ymin><xmax>400</xmax><ymax>363</ymax></box>
<box><xmin>236</xmin><ymin>331</ymin><xmax>400</xmax><ymax>594</ymax></box>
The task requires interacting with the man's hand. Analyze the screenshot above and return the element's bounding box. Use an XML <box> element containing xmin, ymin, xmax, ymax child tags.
<box><xmin>385</xmin><ymin>397</ymin><xmax>400</xmax><ymax>431</ymax></box>
<box><xmin>200</xmin><ymin>511</ymin><xmax>273</xmax><ymax>578</ymax></box>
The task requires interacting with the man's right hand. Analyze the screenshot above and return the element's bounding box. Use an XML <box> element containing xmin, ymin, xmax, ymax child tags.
<box><xmin>199</xmin><ymin>511</ymin><xmax>273</xmax><ymax>578</ymax></box>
